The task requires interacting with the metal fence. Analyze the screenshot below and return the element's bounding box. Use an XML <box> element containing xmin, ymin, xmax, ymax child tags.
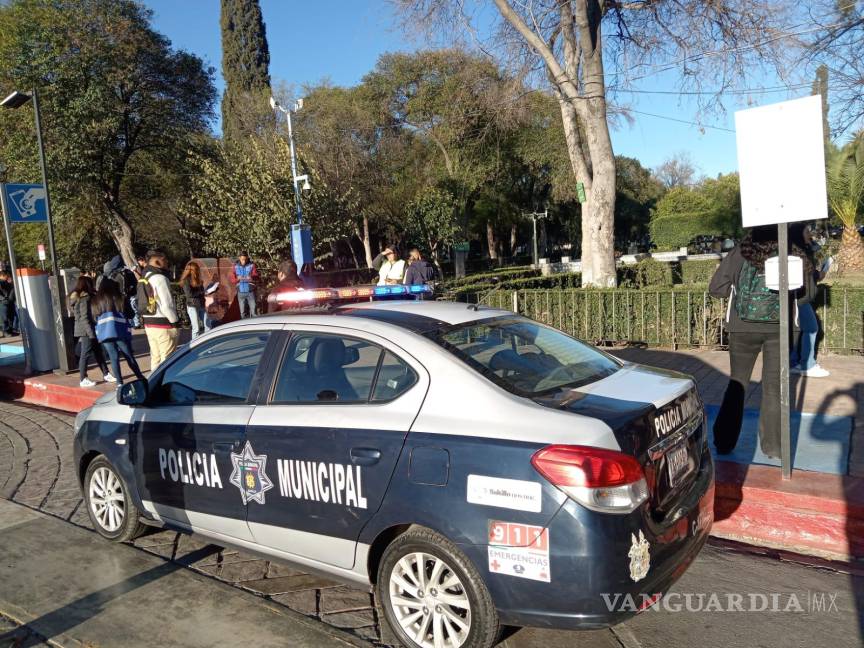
<box><xmin>451</xmin><ymin>287</ymin><xmax>864</xmax><ymax>354</ymax></box>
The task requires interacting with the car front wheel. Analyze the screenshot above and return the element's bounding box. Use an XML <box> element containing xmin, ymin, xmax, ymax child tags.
<box><xmin>377</xmin><ymin>526</ymin><xmax>500</xmax><ymax>648</ymax></box>
<box><xmin>84</xmin><ymin>455</ymin><xmax>145</xmax><ymax>542</ymax></box>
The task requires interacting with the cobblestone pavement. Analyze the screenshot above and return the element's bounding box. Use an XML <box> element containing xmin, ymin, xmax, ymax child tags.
<box><xmin>0</xmin><ymin>401</ymin><xmax>389</xmax><ymax>646</ymax></box>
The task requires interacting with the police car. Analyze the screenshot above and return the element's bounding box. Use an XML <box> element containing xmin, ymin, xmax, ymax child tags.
<box><xmin>74</xmin><ymin>292</ymin><xmax>714</xmax><ymax>648</ymax></box>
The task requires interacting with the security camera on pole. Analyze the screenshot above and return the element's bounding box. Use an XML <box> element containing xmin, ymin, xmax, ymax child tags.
<box><xmin>735</xmin><ymin>95</ymin><xmax>828</xmax><ymax>480</ymax></box>
<box><xmin>269</xmin><ymin>96</ymin><xmax>313</xmax><ymax>277</ymax></box>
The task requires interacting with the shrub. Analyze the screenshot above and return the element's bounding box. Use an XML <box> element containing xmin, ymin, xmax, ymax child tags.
<box><xmin>680</xmin><ymin>259</ymin><xmax>720</xmax><ymax>285</ymax></box>
<box><xmin>618</xmin><ymin>258</ymin><xmax>673</xmax><ymax>288</ymax></box>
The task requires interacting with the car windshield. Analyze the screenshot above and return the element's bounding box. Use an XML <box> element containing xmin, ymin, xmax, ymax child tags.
<box><xmin>432</xmin><ymin>317</ymin><xmax>620</xmax><ymax>396</ymax></box>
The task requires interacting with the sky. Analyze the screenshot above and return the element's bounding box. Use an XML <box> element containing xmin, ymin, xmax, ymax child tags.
<box><xmin>143</xmin><ymin>0</ymin><xmax>812</xmax><ymax>178</ymax></box>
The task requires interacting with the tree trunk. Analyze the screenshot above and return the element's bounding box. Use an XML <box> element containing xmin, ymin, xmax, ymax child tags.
<box><xmin>510</xmin><ymin>223</ymin><xmax>517</xmax><ymax>256</ymax></box>
<box><xmin>106</xmin><ymin>207</ymin><xmax>136</xmax><ymax>269</ymax></box>
<box><xmin>493</xmin><ymin>0</ymin><xmax>617</xmax><ymax>287</ymax></box>
<box><xmin>358</xmin><ymin>216</ymin><xmax>373</xmax><ymax>268</ymax></box>
<box><xmin>346</xmin><ymin>237</ymin><xmax>360</xmax><ymax>269</ymax></box>
<box><xmin>837</xmin><ymin>225</ymin><xmax>864</xmax><ymax>273</ymax></box>
<box><xmin>486</xmin><ymin>222</ymin><xmax>498</xmax><ymax>260</ymax></box>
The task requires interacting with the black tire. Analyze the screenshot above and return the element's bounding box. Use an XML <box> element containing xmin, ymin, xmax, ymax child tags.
<box><xmin>83</xmin><ymin>455</ymin><xmax>146</xmax><ymax>542</ymax></box>
<box><xmin>376</xmin><ymin>526</ymin><xmax>500</xmax><ymax>648</ymax></box>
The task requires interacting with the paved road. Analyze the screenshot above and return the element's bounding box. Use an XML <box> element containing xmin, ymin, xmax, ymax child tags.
<box><xmin>0</xmin><ymin>400</ymin><xmax>861</xmax><ymax>648</ymax></box>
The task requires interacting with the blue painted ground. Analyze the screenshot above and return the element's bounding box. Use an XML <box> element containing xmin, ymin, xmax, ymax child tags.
<box><xmin>705</xmin><ymin>404</ymin><xmax>852</xmax><ymax>475</ymax></box>
<box><xmin>0</xmin><ymin>343</ymin><xmax>24</xmax><ymax>367</ymax></box>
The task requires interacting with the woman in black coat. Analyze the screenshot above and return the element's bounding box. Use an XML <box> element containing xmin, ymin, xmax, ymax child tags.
<box><xmin>69</xmin><ymin>275</ymin><xmax>112</xmax><ymax>387</ymax></box>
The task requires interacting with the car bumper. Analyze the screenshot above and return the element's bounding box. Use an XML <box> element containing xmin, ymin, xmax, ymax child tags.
<box><xmin>467</xmin><ymin>449</ymin><xmax>715</xmax><ymax>631</ymax></box>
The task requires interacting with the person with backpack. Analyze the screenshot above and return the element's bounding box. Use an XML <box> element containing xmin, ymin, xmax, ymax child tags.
<box><xmin>709</xmin><ymin>225</ymin><xmax>813</xmax><ymax>458</ymax></box>
<box><xmin>98</xmin><ymin>255</ymin><xmax>137</xmax><ymax>318</ymax></box>
<box><xmin>92</xmin><ymin>279</ymin><xmax>146</xmax><ymax>385</ymax></box>
<box><xmin>69</xmin><ymin>275</ymin><xmax>114</xmax><ymax>387</ymax></box>
<box><xmin>231</xmin><ymin>251</ymin><xmax>259</xmax><ymax>319</ymax></box>
<box><xmin>180</xmin><ymin>261</ymin><xmax>206</xmax><ymax>339</ymax></box>
<box><xmin>138</xmin><ymin>249</ymin><xmax>179</xmax><ymax>371</ymax></box>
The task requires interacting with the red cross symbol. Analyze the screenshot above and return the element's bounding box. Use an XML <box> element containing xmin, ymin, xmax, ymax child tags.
<box><xmin>490</xmin><ymin>560</ymin><xmax>501</xmax><ymax>571</ymax></box>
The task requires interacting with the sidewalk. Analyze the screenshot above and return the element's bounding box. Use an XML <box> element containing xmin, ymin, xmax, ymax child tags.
<box><xmin>0</xmin><ymin>499</ymin><xmax>368</xmax><ymax>648</ymax></box>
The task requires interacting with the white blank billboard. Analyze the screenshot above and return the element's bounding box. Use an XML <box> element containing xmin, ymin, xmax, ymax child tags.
<box><xmin>735</xmin><ymin>95</ymin><xmax>828</xmax><ymax>228</ymax></box>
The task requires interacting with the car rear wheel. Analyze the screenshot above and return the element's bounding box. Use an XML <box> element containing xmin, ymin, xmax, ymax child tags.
<box><xmin>377</xmin><ymin>526</ymin><xmax>499</xmax><ymax>648</ymax></box>
<box><xmin>84</xmin><ymin>456</ymin><xmax>145</xmax><ymax>542</ymax></box>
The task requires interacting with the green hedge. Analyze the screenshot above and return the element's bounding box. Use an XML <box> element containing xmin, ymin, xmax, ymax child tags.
<box><xmin>451</xmin><ymin>286</ymin><xmax>864</xmax><ymax>353</ymax></box>
<box><xmin>680</xmin><ymin>259</ymin><xmax>720</xmax><ymax>285</ymax></box>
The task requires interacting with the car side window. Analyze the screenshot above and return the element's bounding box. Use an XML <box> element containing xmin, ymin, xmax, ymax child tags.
<box><xmin>273</xmin><ymin>333</ymin><xmax>386</xmax><ymax>403</ymax></box>
<box><xmin>372</xmin><ymin>352</ymin><xmax>417</xmax><ymax>402</ymax></box>
<box><xmin>153</xmin><ymin>332</ymin><xmax>271</xmax><ymax>405</ymax></box>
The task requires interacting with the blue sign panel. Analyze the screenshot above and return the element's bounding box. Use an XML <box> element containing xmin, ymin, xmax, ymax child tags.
<box><xmin>4</xmin><ymin>183</ymin><xmax>48</xmax><ymax>223</ymax></box>
<box><xmin>291</xmin><ymin>223</ymin><xmax>313</xmax><ymax>268</ymax></box>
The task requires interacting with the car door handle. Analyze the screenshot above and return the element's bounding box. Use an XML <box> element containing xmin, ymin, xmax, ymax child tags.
<box><xmin>350</xmin><ymin>447</ymin><xmax>381</xmax><ymax>466</ymax></box>
<box><xmin>213</xmin><ymin>441</ymin><xmax>240</xmax><ymax>453</ymax></box>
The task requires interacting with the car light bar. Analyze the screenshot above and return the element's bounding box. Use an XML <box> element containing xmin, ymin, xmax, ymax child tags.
<box><xmin>274</xmin><ymin>288</ymin><xmax>338</xmax><ymax>303</ymax></box>
<box><xmin>272</xmin><ymin>283</ymin><xmax>432</xmax><ymax>304</ymax></box>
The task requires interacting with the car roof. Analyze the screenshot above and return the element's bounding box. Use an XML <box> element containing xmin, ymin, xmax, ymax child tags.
<box><xmin>336</xmin><ymin>299</ymin><xmax>514</xmax><ymax>330</ymax></box>
<box><xmin>216</xmin><ymin>300</ymin><xmax>517</xmax><ymax>337</ymax></box>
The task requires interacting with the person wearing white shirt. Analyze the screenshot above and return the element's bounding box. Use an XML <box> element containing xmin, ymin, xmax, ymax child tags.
<box><xmin>373</xmin><ymin>246</ymin><xmax>406</xmax><ymax>286</ymax></box>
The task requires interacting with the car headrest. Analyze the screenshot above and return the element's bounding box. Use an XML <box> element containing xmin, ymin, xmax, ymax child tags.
<box><xmin>308</xmin><ymin>338</ymin><xmax>347</xmax><ymax>374</ymax></box>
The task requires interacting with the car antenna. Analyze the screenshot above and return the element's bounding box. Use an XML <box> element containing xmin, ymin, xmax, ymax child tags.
<box><xmin>467</xmin><ymin>277</ymin><xmax>501</xmax><ymax>311</ymax></box>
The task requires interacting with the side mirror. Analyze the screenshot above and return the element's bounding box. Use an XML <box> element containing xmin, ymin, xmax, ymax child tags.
<box><xmin>118</xmin><ymin>379</ymin><xmax>149</xmax><ymax>407</ymax></box>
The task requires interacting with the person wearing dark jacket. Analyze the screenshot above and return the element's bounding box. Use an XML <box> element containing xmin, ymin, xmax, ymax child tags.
<box><xmin>267</xmin><ymin>260</ymin><xmax>305</xmax><ymax>313</ymax></box>
<box><xmin>69</xmin><ymin>275</ymin><xmax>114</xmax><ymax>388</ymax></box>
<box><xmin>403</xmin><ymin>248</ymin><xmax>436</xmax><ymax>286</ymax></box>
<box><xmin>0</xmin><ymin>272</ymin><xmax>16</xmax><ymax>336</ymax></box>
<box><xmin>789</xmin><ymin>223</ymin><xmax>829</xmax><ymax>377</ymax></box>
<box><xmin>180</xmin><ymin>261</ymin><xmax>206</xmax><ymax>339</ymax></box>
<box><xmin>708</xmin><ymin>225</ymin><xmax>813</xmax><ymax>458</ymax></box>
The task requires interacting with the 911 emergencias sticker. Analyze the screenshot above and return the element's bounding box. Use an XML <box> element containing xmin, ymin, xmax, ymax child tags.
<box><xmin>487</xmin><ymin>520</ymin><xmax>550</xmax><ymax>583</ymax></box>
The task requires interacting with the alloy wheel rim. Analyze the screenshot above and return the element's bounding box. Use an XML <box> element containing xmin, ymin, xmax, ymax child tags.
<box><xmin>89</xmin><ymin>466</ymin><xmax>125</xmax><ymax>532</ymax></box>
<box><xmin>388</xmin><ymin>551</ymin><xmax>471</xmax><ymax>648</ymax></box>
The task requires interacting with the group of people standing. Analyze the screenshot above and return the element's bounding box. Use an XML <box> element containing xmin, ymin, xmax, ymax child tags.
<box><xmin>372</xmin><ymin>245</ymin><xmax>436</xmax><ymax>286</ymax></box>
<box><xmin>70</xmin><ymin>249</ymin><xmax>180</xmax><ymax>387</ymax></box>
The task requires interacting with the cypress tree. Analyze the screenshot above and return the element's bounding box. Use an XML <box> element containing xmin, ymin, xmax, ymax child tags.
<box><xmin>220</xmin><ymin>0</ymin><xmax>272</xmax><ymax>144</ymax></box>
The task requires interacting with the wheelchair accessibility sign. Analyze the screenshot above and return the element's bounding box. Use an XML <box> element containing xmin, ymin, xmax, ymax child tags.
<box><xmin>3</xmin><ymin>184</ymin><xmax>48</xmax><ymax>223</ymax></box>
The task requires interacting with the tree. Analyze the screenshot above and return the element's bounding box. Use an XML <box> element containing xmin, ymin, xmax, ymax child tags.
<box><xmin>181</xmin><ymin>136</ymin><xmax>352</xmax><ymax>272</ymax></box>
<box><xmin>396</xmin><ymin>0</ymin><xmax>794</xmax><ymax>287</ymax></box>
<box><xmin>616</xmin><ymin>156</ymin><xmax>665</xmax><ymax>245</ymax></box>
<box><xmin>655</xmin><ymin>153</ymin><xmax>698</xmax><ymax>189</ymax></box>
<box><xmin>0</xmin><ymin>0</ymin><xmax>216</xmax><ymax>267</ymax></box>
<box><xmin>826</xmin><ymin>134</ymin><xmax>864</xmax><ymax>272</ymax></box>
<box><xmin>363</xmin><ymin>50</ymin><xmax>526</xmax><ymax>256</ymax></box>
<box><xmin>806</xmin><ymin>1</ymin><xmax>863</xmax><ymax>135</ymax></box>
<box><xmin>649</xmin><ymin>174</ymin><xmax>741</xmax><ymax>250</ymax></box>
<box><xmin>404</xmin><ymin>187</ymin><xmax>459</xmax><ymax>268</ymax></box>
<box><xmin>220</xmin><ymin>0</ymin><xmax>273</xmax><ymax>145</ymax></box>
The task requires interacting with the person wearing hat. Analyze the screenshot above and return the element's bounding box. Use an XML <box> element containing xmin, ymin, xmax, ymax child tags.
<box><xmin>231</xmin><ymin>251</ymin><xmax>260</xmax><ymax>319</ymax></box>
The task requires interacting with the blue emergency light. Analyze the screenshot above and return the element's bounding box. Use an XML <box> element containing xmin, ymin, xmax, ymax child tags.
<box><xmin>373</xmin><ymin>284</ymin><xmax>432</xmax><ymax>297</ymax></box>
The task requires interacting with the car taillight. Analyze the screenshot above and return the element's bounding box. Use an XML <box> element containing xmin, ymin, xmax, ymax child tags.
<box><xmin>531</xmin><ymin>445</ymin><xmax>649</xmax><ymax>514</ymax></box>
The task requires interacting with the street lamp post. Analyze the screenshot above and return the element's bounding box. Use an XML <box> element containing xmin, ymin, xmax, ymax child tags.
<box><xmin>269</xmin><ymin>96</ymin><xmax>313</xmax><ymax>274</ymax></box>
<box><xmin>1</xmin><ymin>88</ymin><xmax>75</xmax><ymax>373</ymax></box>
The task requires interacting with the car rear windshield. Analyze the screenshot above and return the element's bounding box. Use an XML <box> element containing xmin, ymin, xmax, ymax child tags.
<box><xmin>431</xmin><ymin>317</ymin><xmax>620</xmax><ymax>396</ymax></box>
